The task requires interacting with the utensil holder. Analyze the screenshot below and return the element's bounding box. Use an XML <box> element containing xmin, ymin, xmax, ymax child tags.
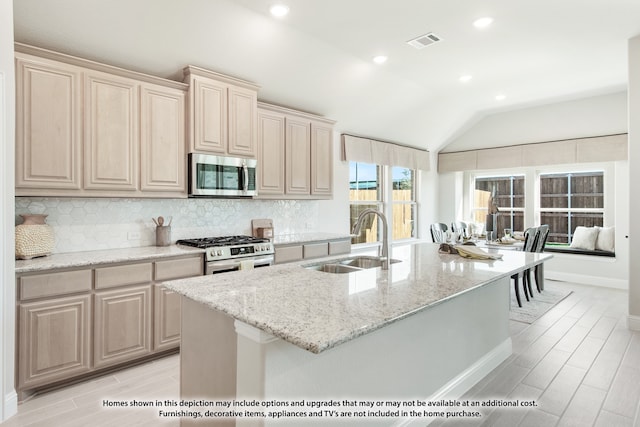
<box><xmin>156</xmin><ymin>226</ymin><xmax>171</xmax><ymax>247</ymax></box>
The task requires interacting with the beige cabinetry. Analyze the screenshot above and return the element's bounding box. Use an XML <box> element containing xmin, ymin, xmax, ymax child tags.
<box><xmin>184</xmin><ymin>66</ymin><xmax>258</xmax><ymax>158</ymax></box>
<box><xmin>84</xmin><ymin>71</ymin><xmax>139</xmax><ymax>191</ymax></box>
<box><xmin>14</xmin><ymin>45</ymin><xmax>188</xmax><ymax>197</ymax></box>
<box><xmin>257</xmin><ymin>102</ymin><xmax>335</xmax><ymax>199</ymax></box>
<box><xmin>15</xmin><ymin>253</ymin><xmax>203</xmax><ymax>396</ymax></box>
<box><xmin>274</xmin><ymin>238</ymin><xmax>351</xmax><ymax>264</ymax></box>
<box><xmin>140</xmin><ymin>84</ymin><xmax>186</xmax><ymax>192</ymax></box>
<box><xmin>17</xmin><ymin>294</ymin><xmax>92</xmax><ymax>390</ymax></box>
<box><xmin>257</xmin><ymin>109</ymin><xmax>286</xmax><ymax>195</ymax></box>
<box><xmin>94</xmin><ymin>285</ymin><xmax>152</xmax><ymax>369</ymax></box>
<box><xmin>15</xmin><ymin>55</ymin><xmax>83</xmax><ymax>190</ymax></box>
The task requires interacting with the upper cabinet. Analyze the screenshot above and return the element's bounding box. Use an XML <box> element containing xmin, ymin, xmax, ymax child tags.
<box><xmin>14</xmin><ymin>44</ymin><xmax>188</xmax><ymax>198</ymax></box>
<box><xmin>257</xmin><ymin>103</ymin><xmax>335</xmax><ymax>199</ymax></box>
<box><xmin>15</xmin><ymin>55</ymin><xmax>83</xmax><ymax>190</ymax></box>
<box><xmin>184</xmin><ymin>66</ymin><xmax>258</xmax><ymax>158</ymax></box>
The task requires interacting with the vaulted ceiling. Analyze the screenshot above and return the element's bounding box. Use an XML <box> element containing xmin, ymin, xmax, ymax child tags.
<box><xmin>13</xmin><ymin>0</ymin><xmax>640</xmax><ymax>151</ymax></box>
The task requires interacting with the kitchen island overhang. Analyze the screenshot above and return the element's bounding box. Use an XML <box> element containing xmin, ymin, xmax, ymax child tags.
<box><xmin>164</xmin><ymin>242</ymin><xmax>551</xmax><ymax>426</ymax></box>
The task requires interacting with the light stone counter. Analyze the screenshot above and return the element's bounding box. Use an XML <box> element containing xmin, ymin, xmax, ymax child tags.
<box><xmin>164</xmin><ymin>241</ymin><xmax>552</xmax><ymax>354</ymax></box>
<box><xmin>15</xmin><ymin>245</ymin><xmax>205</xmax><ymax>274</ymax></box>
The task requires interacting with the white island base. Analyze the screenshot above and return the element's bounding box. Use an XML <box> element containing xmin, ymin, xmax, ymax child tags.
<box><xmin>179</xmin><ymin>276</ymin><xmax>512</xmax><ymax>427</ymax></box>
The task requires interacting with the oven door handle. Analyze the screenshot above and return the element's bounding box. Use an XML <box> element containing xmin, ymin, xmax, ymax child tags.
<box><xmin>242</xmin><ymin>161</ymin><xmax>249</xmax><ymax>193</ymax></box>
<box><xmin>207</xmin><ymin>255</ymin><xmax>274</xmax><ymax>274</ymax></box>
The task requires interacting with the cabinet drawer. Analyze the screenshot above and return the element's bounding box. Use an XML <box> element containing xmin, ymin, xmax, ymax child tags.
<box><xmin>95</xmin><ymin>263</ymin><xmax>152</xmax><ymax>289</ymax></box>
<box><xmin>329</xmin><ymin>239</ymin><xmax>351</xmax><ymax>255</ymax></box>
<box><xmin>303</xmin><ymin>242</ymin><xmax>329</xmax><ymax>259</ymax></box>
<box><xmin>274</xmin><ymin>245</ymin><xmax>303</xmax><ymax>264</ymax></box>
<box><xmin>19</xmin><ymin>270</ymin><xmax>92</xmax><ymax>301</ymax></box>
<box><xmin>155</xmin><ymin>256</ymin><xmax>203</xmax><ymax>281</ymax></box>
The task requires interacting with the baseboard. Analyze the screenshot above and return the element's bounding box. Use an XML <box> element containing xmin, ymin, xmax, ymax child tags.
<box><xmin>2</xmin><ymin>390</ymin><xmax>18</xmax><ymax>422</ymax></box>
<box><xmin>628</xmin><ymin>315</ymin><xmax>640</xmax><ymax>331</ymax></box>
<box><xmin>393</xmin><ymin>338</ymin><xmax>512</xmax><ymax>427</ymax></box>
<box><xmin>545</xmin><ymin>270</ymin><xmax>628</xmax><ymax>290</ymax></box>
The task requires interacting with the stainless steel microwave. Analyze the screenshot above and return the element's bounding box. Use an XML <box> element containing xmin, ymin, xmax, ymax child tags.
<box><xmin>188</xmin><ymin>153</ymin><xmax>257</xmax><ymax>197</ymax></box>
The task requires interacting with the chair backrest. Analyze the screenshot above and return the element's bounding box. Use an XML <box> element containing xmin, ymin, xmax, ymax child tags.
<box><xmin>430</xmin><ymin>223</ymin><xmax>448</xmax><ymax>243</ymax></box>
<box><xmin>523</xmin><ymin>227</ymin><xmax>539</xmax><ymax>252</ymax></box>
<box><xmin>535</xmin><ymin>224</ymin><xmax>549</xmax><ymax>253</ymax></box>
<box><xmin>451</xmin><ymin>221</ymin><xmax>468</xmax><ymax>238</ymax></box>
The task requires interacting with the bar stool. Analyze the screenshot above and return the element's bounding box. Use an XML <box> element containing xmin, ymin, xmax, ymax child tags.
<box><xmin>511</xmin><ymin>227</ymin><xmax>539</xmax><ymax>307</ymax></box>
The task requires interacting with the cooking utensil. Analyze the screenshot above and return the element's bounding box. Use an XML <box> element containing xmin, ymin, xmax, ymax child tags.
<box><xmin>152</xmin><ymin>217</ymin><xmax>159</xmax><ymax>226</ymax></box>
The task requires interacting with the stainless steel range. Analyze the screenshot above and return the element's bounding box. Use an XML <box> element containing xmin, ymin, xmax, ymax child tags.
<box><xmin>176</xmin><ymin>235</ymin><xmax>274</xmax><ymax>274</ymax></box>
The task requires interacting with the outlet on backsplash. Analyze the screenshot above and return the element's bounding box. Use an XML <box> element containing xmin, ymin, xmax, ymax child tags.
<box><xmin>127</xmin><ymin>231</ymin><xmax>141</xmax><ymax>240</ymax></box>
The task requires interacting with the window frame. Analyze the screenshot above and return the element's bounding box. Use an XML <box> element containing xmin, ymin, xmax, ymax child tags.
<box><xmin>349</xmin><ymin>162</ymin><xmax>420</xmax><ymax>247</ymax></box>
<box><xmin>538</xmin><ymin>170</ymin><xmax>605</xmax><ymax>244</ymax></box>
<box><xmin>464</xmin><ymin>162</ymin><xmax>614</xmax><ymax>246</ymax></box>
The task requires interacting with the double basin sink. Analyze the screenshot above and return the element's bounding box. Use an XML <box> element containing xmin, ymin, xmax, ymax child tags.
<box><xmin>303</xmin><ymin>255</ymin><xmax>400</xmax><ymax>274</ymax></box>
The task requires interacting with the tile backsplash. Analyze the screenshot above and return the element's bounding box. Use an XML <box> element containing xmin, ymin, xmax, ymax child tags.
<box><xmin>16</xmin><ymin>197</ymin><xmax>318</xmax><ymax>254</ymax></box>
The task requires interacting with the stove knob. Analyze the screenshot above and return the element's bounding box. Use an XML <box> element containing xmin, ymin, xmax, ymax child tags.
<box><xmin>217</xmin><ymin>250</ymin><xmax>223</xmax><ymax>256</ymax></box>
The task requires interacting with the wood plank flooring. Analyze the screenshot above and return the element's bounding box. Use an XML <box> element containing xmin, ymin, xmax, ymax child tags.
<box><xmin>2</xmin><ymin>280</ymin><xmax>638</xmax><ymax>426</ymax></box>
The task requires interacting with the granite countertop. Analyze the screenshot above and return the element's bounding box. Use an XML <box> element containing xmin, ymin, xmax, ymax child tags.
<box><xmin>164</xmin><ymin>241</ymin><xmax>552</xmax><ymax>354</ymax></box>
<box><xmin>272</xmin><ymin>232</ymin><xmax>352</xmax><ymax>246</ymax></box>
<box><xmin>15</xmin><ymin>245</ymin><xmax>206</xmax><ymax>274</ymax></box>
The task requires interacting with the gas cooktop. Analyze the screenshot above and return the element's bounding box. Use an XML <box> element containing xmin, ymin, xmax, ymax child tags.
<box><xmin>176</xmin><ymin>235</ymin><xmax>270</xmax><ymax>248</ymax></box>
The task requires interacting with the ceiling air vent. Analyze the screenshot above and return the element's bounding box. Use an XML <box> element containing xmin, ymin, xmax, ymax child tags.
<box><xmin>406</xmin><ymin>32</ymin><xmax>442</xmax><ymax>49</ymax></box>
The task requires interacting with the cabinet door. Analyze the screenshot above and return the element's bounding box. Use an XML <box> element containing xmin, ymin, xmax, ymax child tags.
<box><xmin>192</xmin><ymin>77</ymin><xmax>227</xmax><ymax>153</ymax></box>
<box><xmin>228</xmin><ymin>85</ymin><xmax>258</xmax><ymax>157</ymax></box>
<box><xmin>84</xmin><ymin>71</ymin><xmax>139</xmax><ymax>191</ymax></box>
<box><xmin>285</xmin><ymin>116</ymin><xmax>311</xmax><ymax>195</ymax></box>
<box><xmin>257</xmin><ymin>109</ymin><xmax>285</xmax><ymax>195</ymax></box>
<box><xmin>310</xmin><ymin>122</ymin><xmax>333</xmax><ymax>196</ymax></box>
<box><xmin>154</xmin><ymin>284</ymin><xmax>181</xmax><ymax>351</ymax></box>
<box><xmin>140</xmin><ymin>84</ymin><xmax>186</xmax><ymax>193</ymax></box>
<box><xmin>18</xmin><ymin>295</ymin><xmax>91</xmax><ymax>390</ymax></box>
<box><xmin>94</xmin><ymin>285</ymin><xmax>152</xmax><ymax>369</ymax></box>
<box><xmin>15</xmin><ymin>55</ymin><xmax>82</xmax><ymax>190</ymax></box>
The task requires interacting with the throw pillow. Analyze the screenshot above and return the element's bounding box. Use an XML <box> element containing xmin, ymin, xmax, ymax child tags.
<box><xmin>595</xmin><ymin>226</ymin><xmax>615</xmax><ymax>252</ymax></box>
<box><xmin>570</xmin><ymin>226</ymin><xmax>599</xmax><ymax>251</ymax></box>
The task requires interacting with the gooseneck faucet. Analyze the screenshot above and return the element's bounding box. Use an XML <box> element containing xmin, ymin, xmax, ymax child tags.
<box><xmin>351</xmin><ymin>208</ymin><xmax>390</xmax><ymax>270</ymax></box>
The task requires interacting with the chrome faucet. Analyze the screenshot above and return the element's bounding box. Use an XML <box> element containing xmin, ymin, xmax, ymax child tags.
<box><xmin>351</xmin><ymin>208</ymin><xmax>389</xmax><ymax>270</ymax></box>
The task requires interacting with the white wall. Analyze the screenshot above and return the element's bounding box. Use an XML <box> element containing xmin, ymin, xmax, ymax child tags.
<box><xmin>628</xmin><ymin>35</ymin><xmax>640</xmax><ymax>329</ymax></box>
<box><xmin>444</xmin><ymin>91</ymin><xmax>628</xmax><ymax>152</ymax></box>
<box><xmin>1</xmin><ymin>0</ymin><xmax>17</xmax><ymax>421</ymax></box>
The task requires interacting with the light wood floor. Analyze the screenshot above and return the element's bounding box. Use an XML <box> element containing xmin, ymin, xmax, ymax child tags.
<box><xmin>2</xmin><ymin>280</ymin><xmax>637</xmax><ymax>426</ymax></box>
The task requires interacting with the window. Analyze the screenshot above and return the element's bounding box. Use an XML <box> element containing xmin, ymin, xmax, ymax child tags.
<box><xmin>539</xmin><ymin>171</ymin><xmax>604</xmax><ymax>243</ymax></box>
<box><xmin>349</xmin><ymin>162</ymin><xmax>381</xmax><ymax>244</ymax></box>
<box><xmin>349</xmin><ymin>162</ymin><xmax>417</xmax><ymax>244</ymax></box>
<box><xmin>392</xmin><ymin>167</ymin><xmax>416</xmax><ymax>240</ymax></box>
<box><xmin>472</xmin><ymin>175</ymin><xmax>525</xmax><ymax>237</ymax></box>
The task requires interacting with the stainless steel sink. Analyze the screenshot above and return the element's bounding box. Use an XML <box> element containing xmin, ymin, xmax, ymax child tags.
<box><xmin>303</xmin><ymin>256</ymin><xmax>400</xmax><ymax>274</ymax></box>
<box><xmin>305</xmin><ymin>263</ymin><xmax>363</xmax><ymax>274</ymax></box>
<box><xmin>339</xmin><ymin>256</ymin><xmax>395</xmax><ymax>269</ymax></box>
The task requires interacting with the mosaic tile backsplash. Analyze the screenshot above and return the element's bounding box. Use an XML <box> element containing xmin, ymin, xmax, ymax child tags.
<box><xmin>16</xmin><ymin>198</ymin><xmax>319</xmax><ymax>254</ymax></box>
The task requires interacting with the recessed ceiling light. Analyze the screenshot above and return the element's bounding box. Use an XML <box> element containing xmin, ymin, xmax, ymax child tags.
<box><xmin>459</xmin><ymin>75</ymin><xmax>472</xmax><ymax>83</ymax></box>
<box><xmin>269</xmin><ymin>4</ymin><xmax>289</xmax><ymax>17</ymax></box>
<box><xmin>373</xmin><ymin>55</ymin><xmax>388</xmax><ymax>64</ymax></box>
<box><xmin>495</xmin><ymin>94</ymin><xmax>506</xmax><ymax>101</ymax></box>
<box><xmin>473</xmin><ymin>17</ymin><xmax>493</xmax><ymax>29</ymax></box>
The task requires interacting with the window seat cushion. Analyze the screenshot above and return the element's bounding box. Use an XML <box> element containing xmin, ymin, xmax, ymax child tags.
<box><xmin>544</xmin><ymin>245</ymin><xmax>615</xmax><ymax>257</ymax></box>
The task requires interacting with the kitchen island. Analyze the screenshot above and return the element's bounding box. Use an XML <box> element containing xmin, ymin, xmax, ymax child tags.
<box><xmin>164</xmin><ymin>242</ymin><xmax>551</xmax><ymax>426</ymax></box>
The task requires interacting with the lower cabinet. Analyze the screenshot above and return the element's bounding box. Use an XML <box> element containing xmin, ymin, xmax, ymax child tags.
<box><xmin>17</xmin><ymin>295</ymin><xmax>92</xmax><ymax>390</ymax></box>
<box><xmin>16</xmin><ymin>253</ymin><xmax>203</xmax><ymax>396</ymax></box>
<box><xmin>94</xmin><ymin>285</ymin><xmax>152</xmax><ymax>369</ymax></box>
<box><xmin>153</xmin><ymin>284</ymin><xmax>182</xmax><ymax>351</ymax></box>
